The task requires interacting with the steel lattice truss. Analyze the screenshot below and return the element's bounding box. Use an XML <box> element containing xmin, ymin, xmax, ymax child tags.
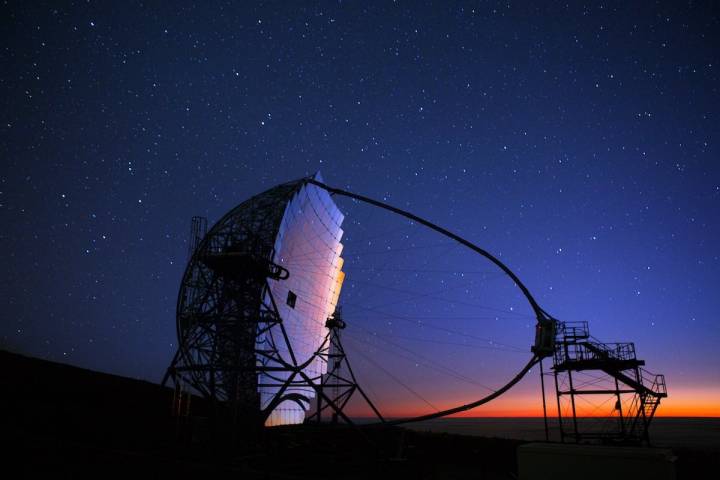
<box><xmin>166</xmin><ymin>179</ymin><xmax>305</xmax><ymax>424</ymax></box>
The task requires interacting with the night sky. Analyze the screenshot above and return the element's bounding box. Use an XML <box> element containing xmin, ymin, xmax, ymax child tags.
<box><xmin>2</xmin><ymin>1</ymin><xmax>719</xmax><ymax>417</ymax></box>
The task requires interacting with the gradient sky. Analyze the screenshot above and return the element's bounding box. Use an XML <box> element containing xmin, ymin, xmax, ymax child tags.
<box><xmin>2</xmin><ymin>1</ymin><xmax>719</xmax><ymax>417</ymax></box>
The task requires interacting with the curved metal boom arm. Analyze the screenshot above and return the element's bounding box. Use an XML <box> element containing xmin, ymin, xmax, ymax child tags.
<box><xmin>308</xmin><ymin>179</ymin><xmax>549</xmax><ymax>321</ymax></box>
<box><xmin>306</xmin><ymin>179</ymin><xmax>555</xmax><ymax>424</ymax></box>
<box><xmin>384</xmin><ymin>355</ymin><xmax>540</xmax><ymax>426</ymax></box>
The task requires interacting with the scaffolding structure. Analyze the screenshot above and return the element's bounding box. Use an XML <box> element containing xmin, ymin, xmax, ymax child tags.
<box><xmin>547</xmin><ymin>322</ymin><xmax>667</xmax><ymax>443</ymax></box>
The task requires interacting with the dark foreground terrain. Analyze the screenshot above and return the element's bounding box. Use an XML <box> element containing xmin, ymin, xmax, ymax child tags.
<box><xmin>1</xmin><ymin>349</ymin><xmax>716</xmax><ymax>479</ymax></box>
<box><xmin>404</xmin><ymin>417</ymin><xmax>720</xmax><ymax>450</ymax></box>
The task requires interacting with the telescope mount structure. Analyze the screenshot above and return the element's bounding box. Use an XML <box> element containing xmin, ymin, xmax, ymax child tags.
<box><xmin>163</xmin><ymin>174</ymin><xmax>666</xmax><ymax>445</ymax></box>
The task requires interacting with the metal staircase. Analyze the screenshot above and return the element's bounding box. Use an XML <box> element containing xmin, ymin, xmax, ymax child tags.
<box><xmin>624</xmin><ymin>368</ymin><xmax>666</xmax><ymax>438</ymax></box>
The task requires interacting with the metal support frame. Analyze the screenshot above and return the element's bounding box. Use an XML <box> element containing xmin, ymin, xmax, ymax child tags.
<box><xmin>539</xmin><ymin>358</ymin><xmax>549</xmax><ymax>441</ymax></box>
<box><xmin>306</xmin><ymin>309</ymin><xmax>385</xmax><ymax>425</ymax></box>
<box><xmin>164</xmin><ymin>270</ymin><xmax>301</xmax><ymax>429</ymax></box>
<box><xmin>163</xmin><ymin>181</ymin><xmax>321</xmax><ymax>432</ymax></box>
<box><xmin>550</xmin><ymin>321</ymin><xmax>666</xmax><ymax>444</ymax></box>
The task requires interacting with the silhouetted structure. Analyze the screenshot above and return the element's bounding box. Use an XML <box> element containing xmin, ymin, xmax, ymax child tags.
<box><xmin>549</xmin><ymin>321</ymin><xmax>667</xmax><ymax>443</ymax></box>
<box><xmin>162</xmin><ymin>174</ymin><xmax>665</xmax><ymax>443</ymax></box>
<box><xmin>307</xmin><ymin>307</ymin><xmax>384</xmax><ymax>424</ymax></box>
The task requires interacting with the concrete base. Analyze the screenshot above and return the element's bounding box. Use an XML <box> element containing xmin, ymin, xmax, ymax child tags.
<box><xmin>517</xmin><ymin>442</ymin><xmax>676</xmax><ymax>480</ymax></box>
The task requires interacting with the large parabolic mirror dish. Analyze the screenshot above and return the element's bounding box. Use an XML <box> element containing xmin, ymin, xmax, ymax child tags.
<box><xmin>169</xmin><ymin>173</ymin><xmax>345</xmax><ymax>426</ymax></box>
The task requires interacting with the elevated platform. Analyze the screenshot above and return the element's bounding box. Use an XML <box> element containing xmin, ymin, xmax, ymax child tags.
<box><xmin>550</xmin><ymin>322</ymin><xmax>666</xmax><ymax>443</ymax></box>
<box><xmin>554</xmin><ymin>357</ymin><xmax>645</xmax><ymax>373</ymax></box>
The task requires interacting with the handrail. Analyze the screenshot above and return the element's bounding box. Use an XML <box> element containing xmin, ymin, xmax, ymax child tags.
<box><xmin>640</xmin><ymin>368</ymin><xmax>667</xmax><ymax>396</ymax></box>
<box><xmin>555</xmin><ymin>340</ymin><xmax>638</xmax><ymax>364</ymax></box>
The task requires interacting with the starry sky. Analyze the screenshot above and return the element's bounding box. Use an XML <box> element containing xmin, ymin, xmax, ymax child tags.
<box><xmin>2</xmin><ymin>1</ymin><xmax>719</xmax><ymax>417</ymax></box>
